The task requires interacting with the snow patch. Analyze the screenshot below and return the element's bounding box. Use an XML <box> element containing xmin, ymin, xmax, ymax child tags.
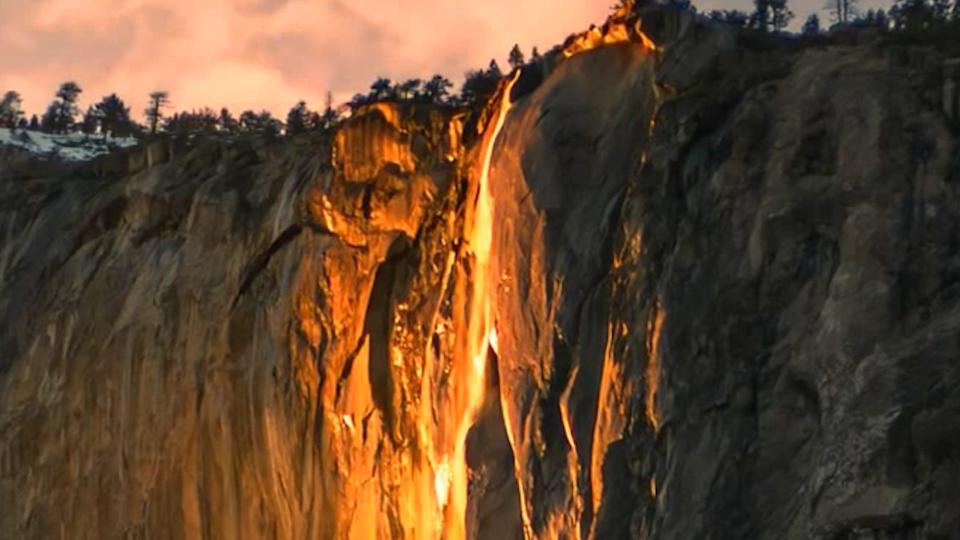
<box><xmin>0</xmin><ymin>128</ymin><xmax>139</xmax><ymax>161</ymax></box>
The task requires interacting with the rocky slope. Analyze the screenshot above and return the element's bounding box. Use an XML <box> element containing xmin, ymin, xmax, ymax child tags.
<box><xmin>2</xmin><ymin>7</ymin><xmax>960</xmax><ymax>540</ymax></box>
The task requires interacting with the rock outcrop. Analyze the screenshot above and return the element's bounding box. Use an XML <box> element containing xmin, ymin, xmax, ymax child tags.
<box><xmin>2</xmin><ymin>9</ymin><xmax>959</xmax><ymax>540</ymax></box>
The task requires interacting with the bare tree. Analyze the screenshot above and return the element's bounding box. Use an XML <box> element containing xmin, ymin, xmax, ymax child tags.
<box><xmin>145</xmin><ymin>91</ymin><xmax>170</xmax><ymax>134</ymax></box>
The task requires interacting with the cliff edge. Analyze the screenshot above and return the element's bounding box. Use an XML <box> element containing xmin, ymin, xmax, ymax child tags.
<box><xmin>2</xmin><ymin>9</ymin><xmax>960</xmax><ymax>539</ymax></box>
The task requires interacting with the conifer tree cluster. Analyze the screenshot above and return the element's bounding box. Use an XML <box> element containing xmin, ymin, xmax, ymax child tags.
<box><xmin>3</xmin><ymin>2</ymin><xmax>958</xmax><ymax>139</ymax></box>
<box><xmin>697</xmin><ymin>0</ymin><xmax>960</xmax><ymax>33</ymax></box>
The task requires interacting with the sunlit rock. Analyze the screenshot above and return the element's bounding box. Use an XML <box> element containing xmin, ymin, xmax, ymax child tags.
<box><xmin>2</xmin><ymin>10</ymin><xmax>960</xmax><ymax>540</ymax></box>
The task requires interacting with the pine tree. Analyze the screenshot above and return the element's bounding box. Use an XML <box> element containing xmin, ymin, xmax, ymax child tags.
<box><xmin>348</xmin><ymin>93</ymin><xmax>369</xmax><ymax>111</ymax></box>
<box><xmin>28</xmin><ymin>115</ymin><xmax>39</xmax><ymax>130</ymax></box>
<box><xmin>145</xmin><ymin>91</ymin><xmax>170</xmax><ymax>134</ymax></box>
<box><xmin>750</xmin><ymin>0</ymin><xmax>771</xmax><ymax>30</ymax></box>
<box><xmin>320</xmin><ymin>91</ymin><xmax>339</xmax><ymax>131</ymax></box>
<box><xmin>93</xmin><ymin>94</ymin><xmax>135</xmax><ymax>137</ymax></box>
<box><xmin>286</xmin><ymin>101</ymin><xmax>311</xmax><ymax>135</ymax></box>
<box><xmin>487</xmin><ymin>59</ymin><xmax>503</xmax><ymax>79</ymax></box>
<box><xmin>932</xmin><ymin>0</ymin><xmax>952</xmax><ymax>21</ymax></box>
<box><xmin>198</xmin><ymin>108</ymin><xmax>220</xmax><ymax>132</ymax></box>
<box><xmin>770</xmin><ymin>0</ymin><xmax>794</xmax><ymax>30</ymax></box>
<box><xmin>875</xmin><ymin>8</ymin><xmax>890</xmax><ymax>28</ymax></box>
<box><xmin>825</xmin><ymin>0</ymin><xmax>859</xmax><ymax>23</ymax></box>
<box><xmin>852</xmin><ymin>8</ymin><xmax>890</xmax><ymax>27</ymax></box>
<box><xmin>461</xmin><ymin>69</ymin><xmax>500</xmax><ymax>106</ymax></box>
<box><xmin>531</xmin><ymin>46</ymin><xmax>542</xmax><ymax>62</ymax></box>
<box><xmin>261</xmin><ymin>112</ymin><xmax>283</xmax><ymax>137</ymax></box>
<box><xmin>423</xmin><ymin>75</ymin><xmax>453</xmax><ymax>104</ymax></box>
<box><xmin>41</xmin><ymin>81</ymin><xmax>82</xmax><ymax>133</ymax></box>
<box><xmin>508</xmin><ymin>44</ymin><xmax>525</xmax><ymax>69</ymax></box>
<box><xmin>163</xmin><ymin>108</ymin><xmax>219</xmax><ymax>134</ymax></box>
<box><xmin>856</xmin><ymin>8</ymin><xmax>876</xmax><ymax>25</ymax></box>
<box><xmin>369</xmin><ymin>78</ymin><xmax>393</xmax><ymax>101</ymax></box>
<box><xmin>239</xmin><ymin>110</ymin><xmax>282</xmax><ymax>135</ymax></box>
<box><xmin>81</xmin><ymin>106</ymin><xmax>101</xmax><ymax>134</ymax></box>
<box><xmin>56</xmin><ymin>82</ymin><xmax>82</xmax><ymax>132</ymax></box>
<box><xmin>397</xmin><ymin>79</ymin><xmax>422</xmax><ymax>100</ymax></box>
<box><xmin>38</xmin><ymin>82</ymin><xmax>82</xmax><ymax>133</ymax></box>
<box><xmin>219</xmin><ymin>108</ymin><xmax>238</xmax><ymax>133</ymax></box>
<box><xmin>891</xmin><ymin>0</ymin><xmax>935</xmax><ymax>31</ymax></box>
<box><xmin>802</xmin><ymin>13</ymin><xmax>822</xmax><ymax>34</ymax></box>
<box><xmin>459</xmin><ymin>57</ymin><xmax>510</xmax><ymax>107</ymax></box>
<box><xmin>709</xmin><ymin>9</ymin><xmax>751</xmax><ymax>26</ymax></box>
<box><xmin>0</xmin><ymin>91</ymin><xmax>23</xmax><ymax>128</ymax></box>
<box><xmin>40</xmin><ymin>103</ymin><xmax>59</xmax><ymax>133</ymax></box>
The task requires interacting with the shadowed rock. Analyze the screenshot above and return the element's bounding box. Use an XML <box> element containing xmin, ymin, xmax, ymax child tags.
<box><xmin>2</xmin><ymin>16</ymin><xmax>960</xmax><ymax>540</ymax></box>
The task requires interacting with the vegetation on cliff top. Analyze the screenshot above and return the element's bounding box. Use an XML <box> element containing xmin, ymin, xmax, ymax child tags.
<box><xmin>0</xmin><ymin>0</ymin><xmax>957</xmax><ymax>147</ymax></box>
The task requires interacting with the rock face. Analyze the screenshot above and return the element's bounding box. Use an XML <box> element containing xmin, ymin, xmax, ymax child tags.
<box><xmin>2</xmin><ymin>11</ymin><xmax>960</xmax><ymax>540</ymax></box>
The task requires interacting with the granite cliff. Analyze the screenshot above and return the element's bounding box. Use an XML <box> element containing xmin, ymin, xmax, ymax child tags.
<box><xmin>2</xmin><ymin>7</ymin><xmax>960</xmax><ymax>540</ymax></box>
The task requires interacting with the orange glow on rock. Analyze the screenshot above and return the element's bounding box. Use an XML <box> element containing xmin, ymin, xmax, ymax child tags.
<box><xmin>435</xmin><ymin>458</ymin><xmax>451</xmax><ymax>508</ymax></box>
<box><xmin>561</xmin><ymin>3</ymin><xmax>657</xmax><ymax>59</ymax></box>
<box><xmin>645</xmin><ymin>301</ymin><xmax>665</xmax><ymax>431</ymax></box>
<box><xmin>561</xmin><ymin>23</ymin><xmax>632</xmax><ymax>58</ymax></box>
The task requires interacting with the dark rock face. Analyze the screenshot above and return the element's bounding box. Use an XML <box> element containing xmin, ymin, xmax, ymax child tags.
<box><xmin>630</xmin><ymin>27</ymin><xmax>960</xmax><ymax>539</ymax></box>
<box><xmin>2</xmin><ymin>14</ymin><xmax>960</xmax><ymax>540</ymax></box>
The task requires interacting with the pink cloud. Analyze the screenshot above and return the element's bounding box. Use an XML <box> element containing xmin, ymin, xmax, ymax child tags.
<box><xmin>0</xmin><ymin>0</ymin><xmax>609</xmax><ymax>122</ymax></box>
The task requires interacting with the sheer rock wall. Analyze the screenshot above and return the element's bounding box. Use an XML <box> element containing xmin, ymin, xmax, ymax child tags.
<box><xmin>2</xmin><ymin>13</ymin><xmax>959</xmax><ymax>540</ymax></box>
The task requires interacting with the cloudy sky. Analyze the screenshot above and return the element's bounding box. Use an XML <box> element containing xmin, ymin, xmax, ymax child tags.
<box><xmin>1</xmin><ymin>0</ymin><xmax>888</xmax><ymax>121</ymax></box>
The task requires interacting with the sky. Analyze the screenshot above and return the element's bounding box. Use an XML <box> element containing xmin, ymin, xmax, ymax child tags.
<box><xmin>0</xmin><ymin>0</ymin><xmax>890</xmax><ymax>122</ymax></box>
